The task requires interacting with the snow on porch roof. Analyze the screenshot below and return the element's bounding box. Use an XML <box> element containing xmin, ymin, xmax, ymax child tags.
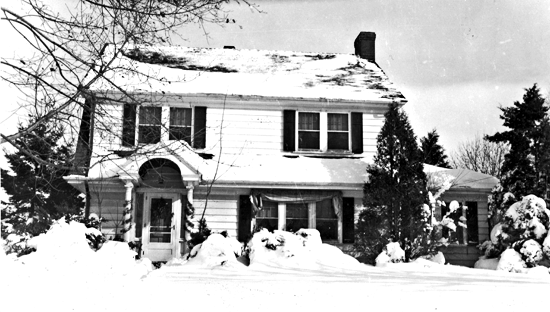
<box><xmin>74</xmin><ymin>149</ymin><xmax>497</xmax><ymax>191</ymax></box>
<box><xmin>424</xmin><ymin>164</ymin><xmax>499</xmax><ymax>190</ymax></box>
<box><xmin>98</xmin><ymin>46</ymin><xmax>407</xmax><ymax>103</ymax></box>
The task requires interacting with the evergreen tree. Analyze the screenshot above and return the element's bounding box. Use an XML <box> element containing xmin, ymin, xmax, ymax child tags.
<box><xmin>1</xmin><ymin>118</ymin><xmax>83</xmax><ymax>242</ymax></box>
<box><xmin>355</xmin><ymin>103</ymin><xmax>428</xmax><ymax>263</ymax></box>
<box><xmin>486</xmin><ymin>84</ymin><xmax>549</xmax><ymax>201</ymax></box>
<box><xmin>420</xmin><ymin>129</ymin><xmax>451</xmax><ymax>168</ymax></box>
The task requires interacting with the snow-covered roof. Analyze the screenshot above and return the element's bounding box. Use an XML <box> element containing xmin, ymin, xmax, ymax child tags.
<box><xmin>70</xmin><ymin>147</ymin><xmax>497</xmax><ymax>192</ymax></box>
<box><xmin>424</xmin><ymin>164</ymin><xmax>499</xmax><ymax>190</ymax></box>
<box><xmin>98</xmin><ymin>46</ymin><xmax>406</xmax><ymax>103</ymax></box>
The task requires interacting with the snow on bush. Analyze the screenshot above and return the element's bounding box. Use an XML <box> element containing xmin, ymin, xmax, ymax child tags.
<box><xmin>501</xmin><ymin>195</ymin><xmax>549</xmax><ymax>243</ymax></box>
<box><xmin>375</xmin><ymin>242</ymin><xmax>405</xmax><ymax>266</ymax></box>
<box><xmin>185</xmin><ymin>233</ymin><xmax>244</xmax><ymax>268</ymax></box>
<box><xmin>497</xmin><ymin>249</ymin><xmax>526</xmax><ymax>273</ymax></box>
<box><xmin>520</xmin><ymin>239</ymin><xmax>543</xmax><ymax>267</ymax></box>
<box><xmin>246</xmin><ymin>228</ymin><xmax>360</xmax><ymax>269</ymax></box>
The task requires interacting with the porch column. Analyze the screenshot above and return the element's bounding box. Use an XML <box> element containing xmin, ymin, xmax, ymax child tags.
<box><xmin>187</xmin><ymin>185</ymin><xmax>194</xmax><ymax>205</ymax></box>
<box><xmin>122</xmin><ymin>180</ymin><xmax>134</xmax><ymax>242</ymax></box>
<box><xmin>462</xmin><ymin>201</ymin><xmax>468</xmax><ymax>245</ymax></box>
<box><xmin>338</xmin><ymin>212</ymin><xmax>343</xmax><ymax>244</ymax></box>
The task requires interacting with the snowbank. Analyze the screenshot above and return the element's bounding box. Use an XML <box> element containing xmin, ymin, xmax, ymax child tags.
<box><xmin>1</xmin><ymin>218</ymin><xmax>152</xmax><ymax>283</ymax></box>
<box><xmin>185</xmin><ymin>233</ymin><xmax>244</xmax><ymax>268</ymax></box>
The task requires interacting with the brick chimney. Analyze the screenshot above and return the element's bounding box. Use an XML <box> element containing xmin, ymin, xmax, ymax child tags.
<box><xmin>354</xmin><ymin>32</ymin><xmax>376</xmax><ymax>62</ymax></box>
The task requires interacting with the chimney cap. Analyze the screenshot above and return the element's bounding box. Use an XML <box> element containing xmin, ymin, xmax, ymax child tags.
<box><xmin>355</xmin><ymin>31</ymin><xmax>376</xmax><ymax>40</ymax></box>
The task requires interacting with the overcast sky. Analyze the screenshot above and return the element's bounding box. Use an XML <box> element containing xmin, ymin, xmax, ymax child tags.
<box><xmin>1</xmin><ymin>0</ymin><xmax>550</xmax><ymax>155</ymax></box>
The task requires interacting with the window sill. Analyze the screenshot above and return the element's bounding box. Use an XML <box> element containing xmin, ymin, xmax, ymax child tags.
<box><xmin>288</xmin><ymin>150</ymin><xmax>357</xmax><ymax>158</ymax></box>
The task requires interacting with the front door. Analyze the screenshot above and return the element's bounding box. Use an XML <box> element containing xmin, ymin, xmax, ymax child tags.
<box><xmin>142</xmin><ymin>193</ymin><xmax>180</xmax><ymax>261</ymax></box>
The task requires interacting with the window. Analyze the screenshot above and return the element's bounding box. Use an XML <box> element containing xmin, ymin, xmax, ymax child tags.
<box><xmin>169</xmin><ymin>108</ymin><xmax>192</xmax><ymax>144</ymax></box>
<box><xmin>441</xmin><ymin>201</ymin><xmax>479</xmax><ymax>245</ymax></box>
<box><xmin>138</xmin><ymin>106</ymin><xmax>162</xmax><ymax>144</ymax></box>
<box><xmin>298</xmin><ymin>112</ymin><xmax>320</xmax><ymax>150</ymax></box>
<box><xmin>121</xmin><ymin>105</ymin><xmax>207</xmax><ymax>148</ymax></box>
<box><xmin>286</xmin><ymin>202</ymin><xmax>309</xmax><ymax>232</ymax></box>
<box><xmin>256</xmin><ymin>201</ymin><xmax>278</xmax><ymax>232</ymax></box>
<box><xmin>316</xmin><ymin>198</ymin><xmax>338</xmax><ymax>241</ymax></box>
<box><xmin>295</xmin><ymin>112</ymin><xmax>351</xmax><ymax>152</ymax></box>
<box><xmin>327</xmin><ymin>113</ymin><xmax>349</xmax><ymax>150</ymax></box>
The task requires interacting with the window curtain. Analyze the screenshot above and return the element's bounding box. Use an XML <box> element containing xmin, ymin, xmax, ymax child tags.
<box><xmin>249</xmin><ymin>189</ymin><xmax>342</xmax><ymax>218</ymax></box>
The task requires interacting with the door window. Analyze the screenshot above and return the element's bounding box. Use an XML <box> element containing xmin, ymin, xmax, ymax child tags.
<box><xmin>149</xmin><ymin>198</ymin><xmax>172</xmax><ymax>243</ymax></box>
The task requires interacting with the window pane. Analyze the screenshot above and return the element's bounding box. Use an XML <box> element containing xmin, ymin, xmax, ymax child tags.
<box><xmin>328</xmin><ymin>113</ymin><xmax>348</xmax><ymax>131</ymax></box>
<box><xmin>466</xmin><ymin>202</ymin><xmax>479</xmax><ymax>245</ymax></box>
<box><xmin>286</xmin><ymin>203</ymin><xmax>308</xmax><ymax>233</ymax></box>
<box><xmin>139</xmin><ymin>107</ymin><xmax>162</xmax><ymax>125</ymax></box>
<box><xmin>170</xmin><ymin>108</ymin><xmax>192</xmax><ymax>126</ymax></box>
<box><xmin>316</xmin><ymin>199</ymin><xmax>338</xmax><ymax>241</ymax></box>
<box><xmin>139</xmin><ymin>126</ymin><xmax>161</xmax><ymax>144</ymax></box>
<box><xmin>299</xmin><ymin>132</ymin><xmax>320</xmax><ymax>149</ymax></box>
<box><xmin>169</xmin><ymin>126</ymin><xmax>192</xmax><ymax>143</ymax></box>
<box><xmin>298</xmin><ymin>113</ymin><xmax>320</xmax><ymax>130</ymax></box>
<box><xmin>150</xmin><ymin>198</ymin><xmax>172</xmax><ymax>243</ymax></box>
<box><xmin>257</xmin><ymin>201</ymin><xmax>278</xmax><ymax>232</ymax></box>
<box><xmin>327</xmin><ymin>132</ymin><xmax>349</xmax><ymax>150</ymax></box>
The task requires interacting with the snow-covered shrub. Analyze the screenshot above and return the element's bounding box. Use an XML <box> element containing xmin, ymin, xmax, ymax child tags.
<box><xmin>488</xmin><ymin>195</ymin><xmax>550</xmax><ymax>269</ymax></box>
<box><xmin>477</xmin><ymin>240</ymin><xmax>503</xmax><ymax>258</ymax></box>
<box><xmin>497</xmin><ymin>248</ymin><xmax>526</xmax><ymax>273</ymax></box>
<box><xmin>499</xmin><ymin>195</ymin><xmax>549</xmax><ymax>245</ymax></box>
<box><xmin>187</xmin><ymin>217</ymin><xmax>211</xmax><ymax>250</ymax></box>
<box><xmin>186</xmin><ymin>233</ymin><xmax>244</xmax><ymax>268</ymax></box>
<box><xmin>247</xmin><ymin>228</ymin><xmax>360</xmax><ymax>269</ymax></box>
<box><xmin>375</xmin><ymin>242</ymin><xmax>405</xmax><ymax>266</ymax></box>
<box><xmin>518</xmin><ymin>239</ymin><xmax>543</xmax><ymax>267</ymax></box>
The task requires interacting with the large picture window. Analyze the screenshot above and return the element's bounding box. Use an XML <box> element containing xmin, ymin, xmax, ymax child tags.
<box><xmin>138</xmin><ymin>106</ymin><xmax>162</xmax><ymax>144</ymax></box>
<box><xmin>169</xmin><ymin>107</ymin><xmax>192</xmax><ymax>144</ymax></box>
<box><xmin>298</xmin><ymin>112</ymin><xmax>320</xmax><ymax>150</ymax></box>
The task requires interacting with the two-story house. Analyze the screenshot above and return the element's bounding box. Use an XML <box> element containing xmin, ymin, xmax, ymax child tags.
<box><xmin>65</xmin><ymin>32</ymin><xmax>496</xmax><ymax>264</ymax></box>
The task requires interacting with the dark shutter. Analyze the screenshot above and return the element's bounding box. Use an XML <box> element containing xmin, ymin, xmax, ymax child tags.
<box><xmin>351</xmin><ymin>112</ymin><xmax>363</xmax><ymax>154</ymax></box>
<box><xmin>193</xmin><ymin>106</ymin><xmax>207</xmax><ymax>149</ymax></box>
<box><xmin>122</xmin><ymin>104</ymin><xmax>136</xmax><ymax>147</ymax></box>
<box><xmin>343</xmin><ymin>197</ymin><xmax>355</xmax><ymax>243</ymax></box>
<box><xmin>238</xmin><ymin>195</ymin><xmax>252</xmax><ymax>242</ymax></box>
<box><xmin>135</xmin><ymin>193</ymin><xmax>144</xmax><ymax>239</ymax></box>
<box><xmin>283</xmin><ymin>110</ymin><xmax>296</xmax><ymax>152</ymax></box>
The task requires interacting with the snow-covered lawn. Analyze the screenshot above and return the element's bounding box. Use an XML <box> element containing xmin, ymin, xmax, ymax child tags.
<box><xmin>2</xmin><ymin>222</ymin><xmax>549</xmax><ymax>312</ymax></box>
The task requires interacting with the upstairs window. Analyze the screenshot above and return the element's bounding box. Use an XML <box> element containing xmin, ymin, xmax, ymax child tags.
<box><xmin>327</xmin><ymin>113</ymin><xmax>349</xmax><ymax>150</ymax></box>
<box><xmin>138</xmin><ymin>106</ymin><xmax>162</xmax><ymax>144</ymax></box>
<box><xmin>121</xmin><ymin>105</ymin><xmax>207</xmax><ymax>148</ymax></box>
<box><xmin>298</xmin><ymin>112</ymin><xmax>320</xmax><ymax>150</ymax></box>
<box><xmin>169</xmin><ymin>108</ymin><xmax>192</xmax><ymax>144</ymax></box>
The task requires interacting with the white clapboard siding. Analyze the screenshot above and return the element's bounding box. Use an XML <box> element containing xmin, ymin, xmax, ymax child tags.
<box><xmin>90</xmin><ymin>191</ymin><xmax>126</xmax><ymax>239</ymax></box>
<box><xmin>205</xmin><ymin>108</ymin><xmax>283</xmax><ymax>154</ymax></box>
<box><xmin>94</xmin><ymin>103</ymin><xmax>124</xmax><ymax>150</ymax></box>
<box><xmin>477</xmin><ymin>201</ymin><xmax>489</xmax><ymax>241</ymax></box>
<box><xmin>362</xmin><ymin>113</ymin><xmax>384</xmax><ymax>160</ymax></box>
<box><xmin>193</xmin><ymin>198</ymin><xmax>239</xmax><ymax>235</ymax></box>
